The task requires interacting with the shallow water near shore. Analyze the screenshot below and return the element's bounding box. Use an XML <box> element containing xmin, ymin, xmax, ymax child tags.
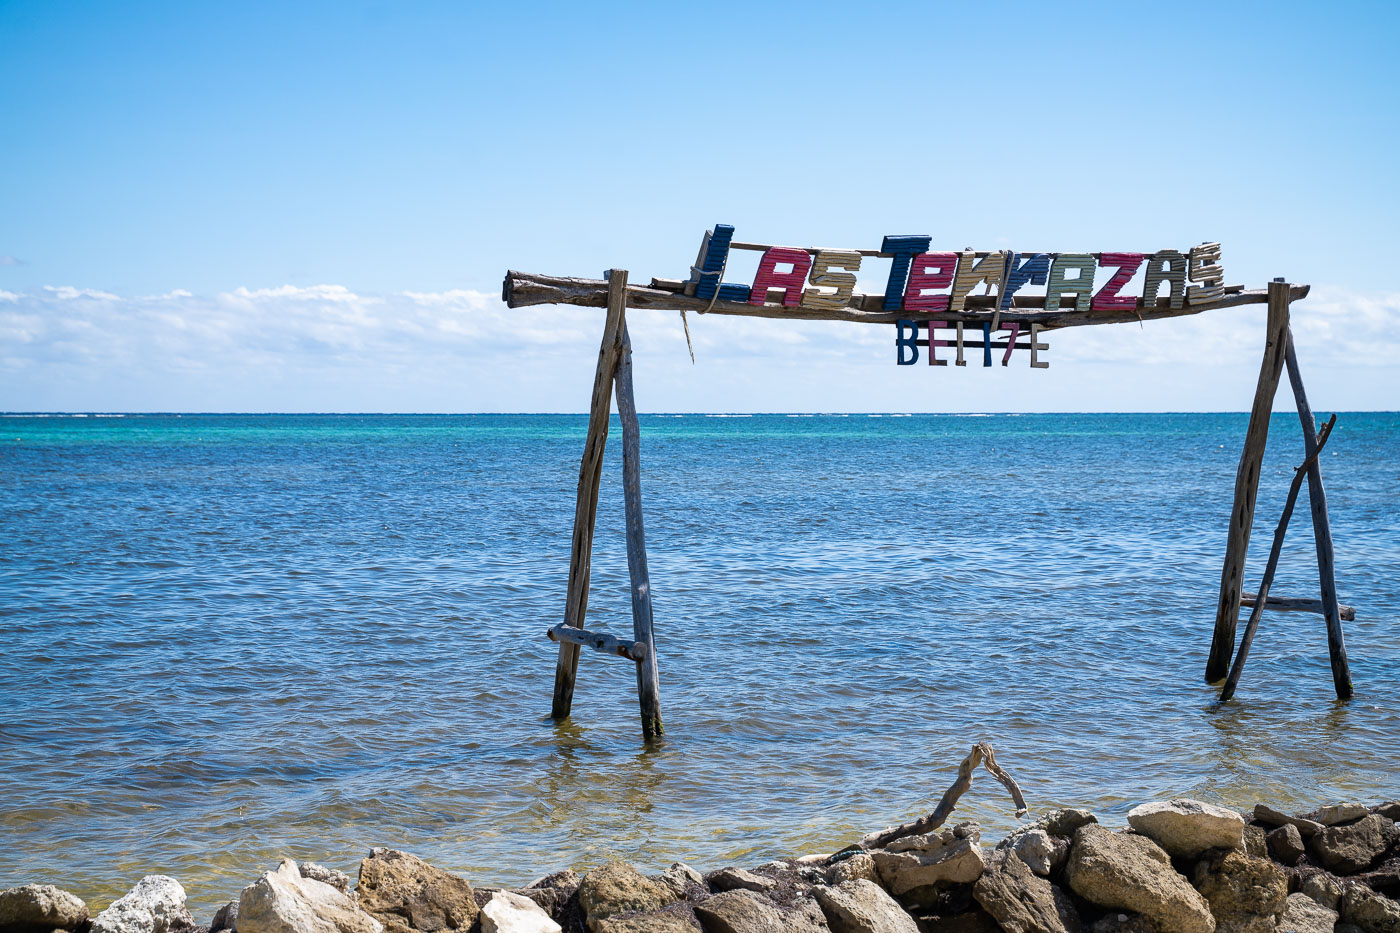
<box><xmin>2</xmin><ymin>412</ymin><xmax>1398</xmax><ymax>918</ymax></box>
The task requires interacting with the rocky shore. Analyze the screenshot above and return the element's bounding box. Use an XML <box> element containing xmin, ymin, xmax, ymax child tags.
<box><xmin>4</xmin><ymin>798</ymin><xmax>1399</xmax><ymax>933</ymax></box>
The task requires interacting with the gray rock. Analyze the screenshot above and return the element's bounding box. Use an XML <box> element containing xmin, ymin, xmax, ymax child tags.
<box><xmin>1279</xmin><ymin>892</ymin><xmax>1338</xmax><ymax>933</ymax></box>
<box><xmin>1266</xmin><ymin>824</ymin><xmax>1306</xmax><ymax>866</ymax></box>
<box><xmin>478</xmin><ymin>891</ymin><xmax>560</xmax><ymax>933</ymax></box>
<box><xmin>706</xmin><ymin>868</ymin><xmax>775</xmax><ymax>895</ymax></box>
<box><xmin>872</xmin><ymin>828</ymin><xmax>986</xmax><ymax>895</ymax></box>
<box><xmin>1374</xmin><ymin>801</ymin><xmax>1400</xmax><ymax>821</ymax></box>
<box><xmin>1252</xmin><ymin>805</ymin><xmax>1322</xmax><ymax>838</ymax></box>
<box><xmin>1044</xmin><ymin>810</ymin><xmax>1098</xmax><ymax>839</ymax></box>
<box><xmin>1126</xmin><ymin>798</ymin><xmax>1244</xmax><ymax>859</ymax></box>
<box><xmin>1310</xmin><ymin>814</ymin><xmax>1389</xmax><ymax>874</ymax></box>
<box><xmin>92</xmin><ymin>876</ymin><xmax>195</xmax><ymax>933</ymax></box>
<box><xmin>210</xmin><ymin>900</ymin><xmax>238</xmax><ymax>932</ymax></box>
<box><xmin>658</xmin><ymin>864</ymin><xmax>705</xmax><ymax>899</ymax></box>
<box><xmin>240</xmin><ymin>859</ymin><xmax>382</xmax><ymax>933</ymax></box>
<box><xmin>813</xmin><ymin>880</ymin><xmax>919</xmax><ymax>933</ymax></box>
<box><xmin>1012</xmin><ymin>830</ymin><xmax>1067</xmax><ymax>877</ymax></box>
<box><xmin>972</xmin><ymin>849</ymin><xmax>1081</xmax><ymax>933</ymax></box>
<box><xmin>785</xmin><ymin>897</ymin><xmax>833</xmax><ymax>933</ymax></box>
<box><xmin>1063</xmin><ymin>824</ymin><xmax>1214</xmax><ymax>933</ymax></box>
<box><xmin>523</xmin><ymin>871</ymin><xmax>580</xmax><ymax>919</ymax></box>
<box><xmin>595</xmin><ymin>913</ymin><xmax>700</xmax><ymax>933</ymax></box>
<box><xmin>1341</xmin><ymin>883</ymin><xmax>1400</xmax><ymax>933</ymax></box>
<box><xmin>1241</xmin><ymin>825</ymin><xmax>1268</xmax><ymax>860</ymax></box>
<box><xmin>828</xmin><ymin>853</ymin><xmax>877</xmax><ymax>887</ymax></box>
<box><xmin>1314</xmin><ymin>803</ymin><xmax>1369</xmax><ymax>826</ymax></box>
<box><xmin>694</xmin><ymin>890</ymin><xmax>783</xmax><ymax>933</ymax></box>
<box><xmin>0</xmin><ymin>884</ymin><xmax>89</xmax><ymax>932</ymax></box>
<box><xmin>300</xmin><ymin>864</ymin><xmax>353</xmax><ymax>897</ymax></box>
<box><xmin>1298</xmin><ymin>873</ymin><xmax>1342</xmax><ymax>910</ymax></box>
<box><xmin>1191</xmin><ymin>850</ymin><xmax>1286</xmax><ymax>933</ymax></box>
<box><xmin>577</xmin><ymin>862</ymin><xmax>676</xmax><ymax>933</ymax></box>
<box><xmin>355</xmin><ymin>848</ymin><xmax>478</xmax><ymax>933</ymax></box>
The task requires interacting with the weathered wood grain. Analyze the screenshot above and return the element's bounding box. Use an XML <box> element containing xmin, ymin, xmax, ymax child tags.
<box><xmin>551</xmin><ymin>270</ymin><xmax>628</xmax><ymax>720</ymax></box>
<box><xmin>504</xmin><ymin>270</ymin><xmax>1293</xmax><ymax>331</ymax></box>
<box><xmin>1241</xmin><ymin>592</ymin><xmax>1355</xmax><ymax>622</ymax></box>
<box><xmin>614</xmin><ymin>321</ymin><xmax>664</xmax><ymax>739</ymax></box>
<box><xmin>1284</xmin><ymin>330</ymin><xmax>1353</xmax><ymax>699</ymax></box>
<box><xmin>1220</xmin><ymin>414</ymin><xmax>1337</xmax><ymax>702</ymax></box>
<box><xmin>547</xmin><ymin>623</ymin><xmax>647</xmax><ymax>662</ymax></box>
<box><xmin>1206</xmin><ymin>280</ymin><xmax>1292</xmax><ymax>683</ymax></box>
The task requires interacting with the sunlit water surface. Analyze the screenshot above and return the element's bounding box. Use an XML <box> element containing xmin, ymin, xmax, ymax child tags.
<box><xmin>2</xmin><ymin>413</ymin><xmax>1397</xmax><ymax>919</ymax></box>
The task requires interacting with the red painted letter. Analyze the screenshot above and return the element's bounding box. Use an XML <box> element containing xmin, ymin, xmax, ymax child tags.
<box><xmin>903</xmin><ymin>252</ymin><xmax>957</xmax><ymax>312</ymax></box>
<box><xmin>1093</xmin><ymin>252</ymin><xmax>1145</xmax><ymax>312</ymax></box>
<box><xmin>749</xmin><ymin>247</ymin><xmax>812</xmax><ymax>307</ymax></box>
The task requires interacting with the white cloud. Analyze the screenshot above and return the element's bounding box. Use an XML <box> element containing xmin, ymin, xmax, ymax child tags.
<box><xmin>0</xmin><ymin>290</ymin><xmax>19</xmax><ymax>303</ymax></box>
<box><xmin>43</xmin><ymin>285</ymin><xmax>120</xmax><ymax>301</ymax></box>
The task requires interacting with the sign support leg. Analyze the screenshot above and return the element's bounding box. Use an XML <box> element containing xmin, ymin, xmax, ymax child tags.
<box><xmin>1283</xmin><ymin>329</ymin><xmax>1353</xmax><ymax>699</ymax></box>
<box><xmin>551</xmin><ymin>270</ymin><xmax>628</xmax><ymax>720</ymax></box>
<box><xmin>1207</xmin><ymin>280</ymin><xmax>1291</xmax><ymax>682</ymax></box>
<box><xmin>614</xmin><ymin>320</ymin><xmax>663</xmax><ymax>739</ymax></box>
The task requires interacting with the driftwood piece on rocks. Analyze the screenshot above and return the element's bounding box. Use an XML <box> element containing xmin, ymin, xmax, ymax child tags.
<box><xmin>1220</xmin><ymin>414</ymin><xmax>1337</xmax><ymax>702</ymax></box>
<box><xmin>859</xmin><ymin>743</ymin><xmax>1028</xmax><ymax>850</ymax></box>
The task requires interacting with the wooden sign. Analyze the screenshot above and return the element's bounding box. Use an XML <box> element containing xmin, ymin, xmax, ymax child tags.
<box><xmin>684</xmin><ymin>225</ymin><xmax>1236</xmax><ymax>368</ymax></box>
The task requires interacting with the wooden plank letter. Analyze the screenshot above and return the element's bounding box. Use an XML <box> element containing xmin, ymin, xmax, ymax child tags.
<box><xmin>1044</xmin><ymin>253</ymin><xmax>1096</xmax><ymax>313</ymax></box>
<box><xmin>1188</xmin><ymin>242</ymin><xmax>1225</xmax><ymax>305</ymax></box>
<box><xmin>692</xmin><ymin>224</ymin><xmax>752</xmax><ymax>303</ymax></box>
<box><xmin>802</xmin><ymin>250</ymin><xmax>862</xmax><ymax>310</ymax></box>
<box><xmin>1093</xmin><ymin>253</ymin><xmax>1145</xmax><ymax>312</ymax></box>
<box><xmin>928</xmin><ymin>320</ymin><xmax>950</xmax><ymax>366</ymax></box>
<box><xmin>1000</xmin><ymin>253</ymin><xmax>1052</xmax><ymax>311</ymax></box>
<box><xmin>749</xmin><ymin>247</ymin><xmax>813</xmax><ymax>307</ymax></box>
<box><xmin>949</xmin><ymin>250</ymin><xmax>1007</xmax><ymax>313</ymax></box>
<box><xmin>881</xmin><ymin>235</ymin><xmax>932</xmax><ymax>311</ymax></box>
<box><xmin>1030</xmin><ymin>323</ymin><xmax>1049</xmax><ymax>368</ymax></box>
<box><xmin>1142</xmin><ymin>249</ymin><xmax>1187</xmax><ymax>309</ymax></box>
<box><xmin>895</xmin><ymin>319</ymin><xmax>919</xmax><ymax>364</ymax></box>
<box><xmin>903</xmin><ymin>252</ymin><xmax>958</xmax><ymax>312</ymax></box>
<box><xmin>1000</xmin><ymin>322</ymin><xmax>1021</xmax><ymax>365</ymax></box>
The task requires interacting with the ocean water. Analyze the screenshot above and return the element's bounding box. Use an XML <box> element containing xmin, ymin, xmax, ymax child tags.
<box><xmin>2</xmin><ymin>412</ymin><xmax>1397</xmax><ymax>918</ymax></box>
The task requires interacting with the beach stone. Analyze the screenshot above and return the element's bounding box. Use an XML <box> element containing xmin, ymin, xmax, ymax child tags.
<box><xmin>478</xmin><ymin>892</ymin><xmax>560</xmax><ymax>933</ymax></box>
<box><xmin>786</xmin><ymin>896</ymin><xmax>834</xmax><ymax>933</ymax></box>
<box><xmin>595</xmin><ymin>912</ymin><xmax>700</xmax><ymax>933</ymax></box>
<box><xmin>0</xmin><ymin>884</ymin><xmax>90</xmax><ymax>932</ymax></box>
<box><xmin>1011</xmin><ymin>830</ymin><xmax>1066</xmax><ymax>877</ymax></box>
<box><xmin>1044</xmin><ymin>810</ymin><xmax>1098</xmax><ymax>839</ymax></box>
<box><xmin>1299</xmin><ymin>873</ymin><xmax>1342</xmax><ymax>909</ymax></box>
<box><xmin>92</xmin><ymin>876</ymin><xmax>195</xmax><ymax>933</ymax></box>
<box><xmin>873</xmin><ymin>828</ymin><xmax>986</xmax><ymax>895</ymax></box>
<box><xmin>1374</xmin><ymin>801</ymin><xmax>1400</xmax><ymax>821</ymax></box>
<box><xmin>972</xmin><ymin>849</ymin><xmax>1081</xmax><ymax>933</ymax></box>
<box><xmin>1341</xmin><ymin>883</ymin><xmax>1400</xmax><ymax>933</ymax></box>
<box><xmin>355</xmin><ymin>848</ymin><xmax>477</xmax><ymax>933</ymax></box>
<box><xmin>1126</xmin><ymin>799</ymin><xmax>1244</xmax><ymax>859</ymax></box>
<box><xmin>1310</xmin><ymin>814</ymin><xmax>1389</xmax><ymax>874</ymax></box>
<box><xmin>577</xmin><ymin>861</ymin><xmax>676</xmax><ymax>932</ymax></box>
<box><xmin>522</xmin><ymin>870</ymin><xmax>580</xmax><ymax>917</ymax></box>
<box><xmin>1241</xmin><ymin>825</ymin><xmax>1268</xmax><ymax>860</ymax></box>
<box><xmin>693</xmin><ymin>889</ymin><xmax>783</xmax><ymax>933</ymax></box>
<box><xmin>707</xmin><ymin>868</ymin><xmax>775</xmax><ymax>894</ymax></box>
<box><xmin>1191</xmin><ymin>850</ymin><xmax>1286</xmax><ymax>933</ymax></box>
<box><xmin>1063</xmin><ymin>825</ymin><xmax>1214</xmax><ymax>933</ymax></box>
<box><xmin>1267</xmin><ymin>824</ymin><xmax>1306</xmax><ymax>865</ymax></box>
<box><xmin>301</xmin><ymin>864</ymin><xmax>353</xmax><ymax>897</ymax></box>
<box><xmin>210</xmin><ymin>899</ymin><xmax>238</xmax><ymax>932</ymax></box>
<box><xmin>828</xmin><ymin>853</ymin><xmax>877</xmax><ymax>886</ymax></box>
<box><xmin>1252</xmin><ymin>805</ymin><xmax>1322</xmax><ymax>839</ymax></box>
<box><xmin>239</xmin><ymin>860</ymin><xmax>381</xmax><ymax>933</ymax></box>
<box><xmin>1279</xmin><ymin>892</ymin><xmax>1338</xmax><ymax>933</ymax></box>
<box><xmin>1315</xmin><ymin>803</ymin><xmax>1370</xmax><ymax>826</ymax></box>
<box><xmin>813</xmin><ymin>880</ymin><xmax>919</xmax><ymax>933</ymax></box>
<box><xmin>658</xmin><ymin>863</ymin><xmax>705</xmax><ymax>899</ymax></box>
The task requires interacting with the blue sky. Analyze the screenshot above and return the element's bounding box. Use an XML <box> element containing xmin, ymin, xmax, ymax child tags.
<box><xmin>2</xmin><ymin>1</ymin><xmax>1397</xmax><ymax>411</ymax></box>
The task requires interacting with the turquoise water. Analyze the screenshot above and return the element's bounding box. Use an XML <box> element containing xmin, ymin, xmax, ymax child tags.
<box><xmin>2</xmin><ymin>413</ymin><xmax>1397</xmax><ymax>918</ymax></box>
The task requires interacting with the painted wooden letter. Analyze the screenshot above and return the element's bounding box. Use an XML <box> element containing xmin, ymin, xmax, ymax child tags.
<box><xmin>881</xmin><ymin>236</ymin><xmax>933</xmax><ymax>311</ymax></box>
<box><xmin>928</xmin><ymin>321</ymin><xmax>950</xmax><ymax>366</ymax></box>
<box><xmin>896</xmin><ymin>319</ymin><xmax>919</xmax><ymax>364</ymax></box>
<box><xmin>749</xmin><ymin>247</ymin><xmax>813</xmax><ymax>307</ymax></box>
<box><xmin>692</xmin><ymin>224</ymin><xmax>752</xmax><ymax>303</ymax></box>
<box><xmin>1000</xmin><ymin>322</ymin><xmax>1021</xmax><ymax>366</ymax></box>
<box><xmin>1030</xmin><ymin>323</ymin><xmax>1049</xmax><ymax>368</ymax></box>
<box><xmin>1093</xmin><ymin>252</ymin><xmax>1145</xmax><ymax>312</ymax></box>
<box><xmin>903</xmin><ymin>252</ymin><xmax>958</xmax><ymax>312</ymax></box>
<box><xmin>949</xmin><ymin>250</ymin><xmax>1007</xmax><ymax>313</ymax></box>
<box><xmin>1188</xmin><ymin>242</ymin><xmax>1224</xmax><ymax>305</ymax></box>
<box><xmin>1142</xmin><ymin>250</ymin><xmax>1187</xmax><ymax>309</ymax></box>
<box><xmin>802</xmin><ymin>250</ymin><xmax>862</xmax><ymax>310</ymax></box>
<box><xmin>1044</xmin><ymin>254</ymin><xmax>1096</xmax><ymax>313</ymax></box>
<box><xmin>999</xmin><ymin>253</ymin><xmax>1052</xmax><ymax>311</ymax></box>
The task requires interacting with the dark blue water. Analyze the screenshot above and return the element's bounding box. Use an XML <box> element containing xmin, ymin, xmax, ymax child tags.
<box><xmin>2</xmin><ymin>413</ymin><xmax>1397</xmax><ymax>916</ymax></box>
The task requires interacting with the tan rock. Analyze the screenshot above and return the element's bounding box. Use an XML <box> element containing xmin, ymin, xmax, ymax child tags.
<box><xmin>828</xmin><ymin>854</ymin><xmax>877</xmax><ymax>886</ymax></box>
<box><xmin>240</xmin><ymin>859</ymin><xmax>382</xmax><ymax>933</ymax></box>
<box><xmin>1191</xmin><ymin>850</ymin><xmax>1286</xmax><ymax>933</ymax></box>
<box><xmin>1299</xmin><ymin>873</ymin><xmax>1342</xmax><ymax>910</ymax></box>
<box><xmin>1126</xmin><ymin>799</ymin><xmax>1244</xmax><ymax>859</ymax></box>
<box><xmin>1279</xmin><ymin>892</ymin><xmax>1338</xmax><ymax>933</ymax></box>
<box><xmin>92</xmin><ymin>876</ymin><xmax>195</xmax><ymax>933</ymax></box>
<box><xmin>1063</xmin><ymin>825</ymin><xmax>1214</xmax><ymax>933</ymax></box>
<box><xmin>814</xmin><ymin>880</ymin><xmax>919</xmax><ymax>933</ymax></box>
<box><xmin>1310</xmin><ymin>814</ymin><xmax>1390</xmax><ymax>874</ymax></box>
<box><xmin>1341</xmin><ymin>883</ymin><xmax>1400</xmax><ymax>933</ymax></box>
<box><xmin>596</xmin><ymin>912</ymin><xmax>700</xmax><ymax>933</ymax></box>
<box><xmin>1314</xmin><ymin>803</ymin><xmax>1369</xmax><ymax>826</ymax></box>
<box><xmin>693</xmin><ymin>890</ymin><xmax>783</xmax><ymax>933</ymax></box>
<box><xmin>707</xmin><ymin>868</ymin><xmax>775</xmax><ymax>894</ymax></box>
<box><xmin>0</xmin><ymin>884</ymin><xmax>89</xmax><ymax>932</ymax></box>
<box><xmin>872</xmin><ymin>828</ymin><xmax>986</xmax><ymax>895</ymax></box>
<box><xmin>355</xmin><ymin>849</ymin><xmax>478</xmax><ymax>933</ymax></box>
<box><xmin>972</xmin><ymin>849</ymin><xmax>1081</xmax><ymax>933</ymax></box>
<box><xmin>577</xmin><ymin>862</ymin><xmax>676</xmax><ymax>932</ymax></box>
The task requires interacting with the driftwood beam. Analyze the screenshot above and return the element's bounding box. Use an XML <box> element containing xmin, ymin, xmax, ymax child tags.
<box><xmin>1241</xmin><ymin>592</ymin><xmax>1355</xmax><ymax>622</ymax></box>
<box><xmin>502</xmin><ymin>270</ymin><xmax>1307</xmax><ymax>331</ymax></box>
<box><xmin>547</xmin><ymin>623</ymin><xmax>648</xmax><ymax>662</ymax></box>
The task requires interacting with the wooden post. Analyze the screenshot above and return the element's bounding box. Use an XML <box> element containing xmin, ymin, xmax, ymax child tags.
<box><xmin>1283</xmin><ymin>330</ymin><xmax>1353</xmax><ymax>699</ymax></box>
<box><xmin>1206</xmin><ymin>280</ymin><xmax>1292</xmax><ymax>682</ymax></box>
<box><xmin>551</xmin><ymin>270</ymin><xmax>628</xmax><ymax>720</ymax></box>
<box><xmin>614</xmin><ymin>322</ymin><xmax>664</xmax><ymax>739</ymax></box>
